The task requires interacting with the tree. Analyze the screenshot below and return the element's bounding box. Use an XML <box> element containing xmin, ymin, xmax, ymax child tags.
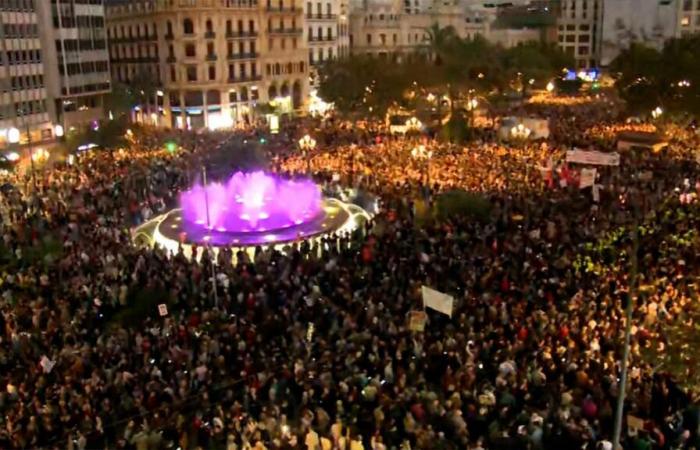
<box><xmin>610</xmin><ymin>36</ymin><xmax>700</xmax><ymax>116</ymax></box>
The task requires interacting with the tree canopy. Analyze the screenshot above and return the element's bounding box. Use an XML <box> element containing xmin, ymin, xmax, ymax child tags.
<box><xmin>318</xmin><ymin>26</ymin><xmax>574</xmax><ymax>118</ymax></box>
<box><xmin>610</xmin><ymin>36</ymin><xmax>700</xmax><ymax>116</ymax></box>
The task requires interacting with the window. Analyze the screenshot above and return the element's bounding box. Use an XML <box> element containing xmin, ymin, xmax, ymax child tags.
<box><xmin>380</xmin><ymin>33</ymin><xmax>386</xmax><ymax>45</ymax></box>
<box><xmin>183</xmin><ymin>18</ymin><xmax>194</xmax><ymax>35</ymax></box>
<box><xmin>229</xmin><ymin>65</ymin><xmax>235</xmax><ymax>80</ymax></box>
<box><xmin>684</xmin><ymin>0</ymin><xmax>692</xmax><ymax>10</ymax></box>
<box><xmin>207</xmin><ymin>42</ymin><xmax>215</xmax><ymax>56</ymax></box>
<box><xmin>240</xmin><ymin>63</ymin><xmax>247</xmax><ymax>78</ymax></box>
<box><xmin>206</xmin><ymin>19</ymin><xmax>213</xmax><ymax>33</ymax></box>
<box><xmin>578</xmin><ymin>46</ymin><xmax>589</xmax><ymax>55</ymax></box>
<box><xmin>308</xmin><ymin>27</ymin><xmax>313</xmax><ymax>39</ymax></box>
<box><xmin>227</xmin><ymin>20</ymin><xmax>233</xmax><ymax>35</ymax></box>
<box><xmin>326</xmin><ymin>3</ymin><xmax>331</xmax><ymax>15</ymax></box>
<box><xmin>186</xmin><ymin>66</ymin><xmax>197</xmax><ymax>81</ymax></box>
<box><xmin>393</xmin><ymin>33</ymin><xmax>397</xmax><ymax>44</ymax></box>
<box><xmin>681</xmin><ymin>16</ymin><xmax>690</xmax><ymax>26</ymax></box>
<box><xmin>209</xmin><ymin>66</ymin><xmax>216</xmax><ymax>80</ymax></box>
<box><xmin>170</xmin><ymin>66</ymin><xmax>177</xmax><ymax>82</ymax></box>
<box><xmin>367</xmin><ymin>34</ymin><xmax>372</xmax><ymax>45</ymax></box>
<box><xmin>328</xmin><ymin>27</ymin><xmax>332</xmax><ymax>39</ymax></box>
<box><xmin>249</xmin><ymin>20</ymin><xmax>255</xmax><ymax>33</ymax></box>
<box><xmin>307</xmin><ymin>1</ymin><xmax>312</xmax><ymax>14</ymax></box>
<box><xmin>167</xmin><ymin>21</ymin><xmax>173</xmax><ymax>36</ymax></box>
<box><xmin>228</xmin><ymin>42</ymin><xmax>234</xmax><ymax>57</ymax></box>
<box><xmin>185</xmin><ymin>43</ymin><xmax>196</xmax><ymax>57</ymax></box>
<box><xmin>565</xmin><ymin>35</ymin><xmax>575</xmax><ymax>42</ymax></box>
<box><xmin>578</xmin><ymin>34</ymin><xmax>590</xmax><ymax>42</ymax></box>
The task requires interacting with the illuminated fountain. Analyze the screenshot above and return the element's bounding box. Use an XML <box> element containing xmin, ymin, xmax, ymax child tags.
<box><xmin>181</xmin><ymin>171</ymin><xmax>322</xmax><ymax>235</ymax></box>
<box><xmin>140</xmin><ymin>171</ymin><xmax>372</xmax><ymax>255</ymax></box>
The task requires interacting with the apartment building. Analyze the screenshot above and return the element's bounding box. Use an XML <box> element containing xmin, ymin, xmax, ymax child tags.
<box><xmin>556</xmin><ymin>0</ymin><xmax>604</xmax><ymax>69</ymax></box>
<box><xmin>37</xmin><ymin>0</ymin><xmax>111</xmax><ymax>131</ymax></box>
<box><xmin>678</xmin><ymin>0</ymin><xmax>700</xmax><ymax>36</ymax></box>
<box><xmin>106</xmin><ymin>0</ymin><xmax>309</xmax><ymax>130</ymax></box>
<box><xmin>0</xmin><ymin>0</ymin><xmax>54</xmax><ymax>150</ymax></box>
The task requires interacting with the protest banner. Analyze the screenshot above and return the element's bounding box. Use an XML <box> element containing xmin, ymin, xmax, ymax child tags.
<box><xmin>566</xmin><ymin>150</ymin><xmax>620</xmax><ymax>166</ymax></box>
<box><xmin>579</xmin><ymin>168</ymin><xmax>597</xmax><ymax>189</ymax></box>
<box><xmin>421</xmin><ymin>286</ymin><xmax>454</xmax><ymax>317</ymax></box>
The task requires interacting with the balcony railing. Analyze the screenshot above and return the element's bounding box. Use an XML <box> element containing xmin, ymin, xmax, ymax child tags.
<box><xmin>306</xmin><ymin>13</ymin><xmax>337</xmax><ymax>20</ymax></box>
<box><xmin>225</xmin><ymin>31</ymin><xmax>258</xmax><ymax>39</ymax></box>
<box><xmin>107</xmin><ymin>0</ymin><xmax>259</xmax><ymax>18</ymax></box>
<box><xmin>265</xmin><ymin>5</ymin><xmax>301</xmax><ymax>13</ymax></box>
<box><xmin>206</xmin><ymin>54</ymin><xmax>218</xmax><ymax>61</ymax></box>
<box><xmin>205</xmin><ymin>31</ymin><xmax>216</xmax><ymax>39</ymax></box>
<box><xmin>309</xmin><ymin>36</ymin><xmax>336</xmax><ymax>42</ymax></box>
<box><xmin>227</xmin><ymin>75</ymin><xmax>262</xmax><ymax>83</ymax></box>
<box><xmin>166</xmin><ymin>56</ymin><xmax>176</xmax><ymax>63</ymax></box>
<box><xmin>227</xmin><ymin>52</ymin><xmax>259</xmax><ymax>60</ymax></box>
<box><xmin>165</xmin><ymin>33</ymin><xmax>174</xmax><ymax>40</ymax></box>
<box><xmin>268</xmin><ymin>28</ymin><xmax>303</xmax><ymax>36</ymax></box>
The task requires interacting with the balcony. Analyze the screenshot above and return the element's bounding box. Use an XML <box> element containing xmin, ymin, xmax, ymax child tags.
<box><xmin>227</xmin><ymin>52</ymin><xmax>259</xmax><ymax>60</ymax></box>
<box><xmin>107</xmin><ymin>0</ymin><xmax>259</xmax><ymax>17</ymax></box>
<box><xmin>309</xmin><ymin>36</ymin><xmax>336</xmax><ymax>42</ymax></box>
<box><xmin>167</xmin><ymin>56</ymin><xmax>177</xmax><ymax>63</ymax></box>
<box><xmin>268</xmin><ymin>28</ymin><xmax>303</xmax><ymax>36</ymax></box>
<box><xmin>306</xmin><ymin>13</ymin><xmax>337</xmax><ymax>20</ymax></box>
<box><xmin>205</xmin><ymin>31</ymin><xmax>216</xmax><ymax>39</ymax></box>
<box><xmin>265</xmin><ymin>5</ymin><xmax>301</xmax><ymax>13</ymax></box>
<box><xmin>227</xmin><ymin>75</ymin><xmax>262</xmax><ymax>83</ymax></box>
<box><xmin>226</xmin><ymin>31</ymin><xmax>258</xmax><ymax>39</ymax></box>
<box><xmin>206</xmin><ymin>54</ymin><xmax>218</xmax><ymax>61</ymax></box>
<box><xmin>165</xmin><ymin>33</ymin><xmax>174</xmax><ymax>40</ymax></box>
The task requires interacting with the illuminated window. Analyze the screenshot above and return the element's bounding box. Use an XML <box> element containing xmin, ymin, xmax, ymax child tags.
<box><xmin>682</xmin><ymin>16</ymin><xmax>690</xmax><ymax>26</ymax></box>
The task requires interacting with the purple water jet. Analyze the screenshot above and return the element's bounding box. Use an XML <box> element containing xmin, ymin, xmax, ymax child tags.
<box><xmin>180</xmin><ymin>171</ymin><xmax>322</xmax><ymax>234</ymax></box>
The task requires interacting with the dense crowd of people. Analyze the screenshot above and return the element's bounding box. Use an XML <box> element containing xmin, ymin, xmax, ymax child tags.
<box><xmin>0</xmin><ymin>98</ymin><xmax>698</xmax><ymax>450</ymax></box>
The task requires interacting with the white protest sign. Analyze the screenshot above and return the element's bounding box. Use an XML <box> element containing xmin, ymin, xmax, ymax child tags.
<box><xmin>158</xmin><ymin>304</ymin><xmax>168</xmax><ymax>317</ymax></box>
<box><xmin>421</xmin><ymin>286</ymin><xmax>454</xmax><ymax>318</ymax></box>
<box><xmin>566</xmin><ymin>150</ymin><xmax>620</xmax><ymax>166</ymax></box>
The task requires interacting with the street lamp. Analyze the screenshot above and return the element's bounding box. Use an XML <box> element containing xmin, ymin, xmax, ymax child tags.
<box><xmin>405</xmin><ymin>116</ymin><xmax>422</xmax><ymax>132</ymax></box>
<box><xmin>54</xmin><ymin>124</ymin><xmax>64</xmax><ymax>138</ymax></box>
<box><xmin>7</xmin><ymin>127</ymin><xmax>20</xmax><ymax>145</ymax></box>
<box><xmin>411</xmin><ymin>144</ymin><xmax>433</xmax><ymax>189</ymax></box>
<box><xmin>651</xmin><ymin>106</ymin><xmax>663</xmax><ymax>119</ymax></box>
<box><xmin>298</xmin><ymin>134</ymin><xmax>316</xmax><ymax>174</ymax></box>
<box><xmin>510</xmin><ymin>123</ymin><xmax>532</xmax><ymax>140</ymax></box>
<box><xmin>546</xmin><ymin>81</ymin><xmax>555</xmax><ymax>93</ymax></box>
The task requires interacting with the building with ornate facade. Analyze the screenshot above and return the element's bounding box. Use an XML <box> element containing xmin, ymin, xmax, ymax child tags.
<box><xmin>106</xmin><ymin>0</ymin><xmax>309</xmax><ymax>130</ymax></box>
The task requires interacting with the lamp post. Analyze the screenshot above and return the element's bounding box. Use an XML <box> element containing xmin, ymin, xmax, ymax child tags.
<box><xmin>651</xmin><ymin>106</ymin><xmax>663</xmax><ymax>120</ymax></box>
<box><xmin>466</xmin><ymin>96</ymin><xmax>478</xmax><ymax>127</ymax></box>
<box><xmin>9</xmin><ymin>124</ymin><xmax>36</xmax><ymax>191</ymax></box>
<box><xmin>411</xmin><ymin>144</ymin><xmax>433</xmax><ymax>192</ymax></box>
<box><xmin>405</xmin><ymin>116</ymin><xmax>422</xmax><ymax>133</ymax></box>
<box><xmin>201</xmin><ymin>164</ymin><xmax>219</xmax><ymax>308</ymax></box>
<box><xmin>298</xmin><ymin>134</ymin><xmax>316</xmax><ymax>174</ymax></box>
<box><xmin>510</xmin><ymin>123</ymin><xmax>532</xmax><ymax>141</ymax></box>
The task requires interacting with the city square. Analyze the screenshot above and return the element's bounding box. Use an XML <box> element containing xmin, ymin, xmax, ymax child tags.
<box><xmin>0</xmin><ymin>1</ymin><xmax>700</xmax><ymax>449</ymax></box>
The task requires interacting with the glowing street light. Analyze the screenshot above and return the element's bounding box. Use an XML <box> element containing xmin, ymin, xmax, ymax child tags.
<box><xmin>510</xmin><ymin>123</ymin><xmax>532</xmax><ymax>140</ymax></box>
<box><xmin>651</xmin><ymin>106</ymin><xmax>663</xmax><ymax>119</ymax></box>
<box><xmin>54</xmin><ymin>124</ymin><xmax>64</xmax><ymax>138</ymax></box>
<box><xmin>466</xmin><ymin>98</ymin><xmax>478</xmax><ymax>111</ymax></box>
<box><xmin>546</xmin><ymin>81</ymin><xmax>555</xmax><ymax>93</ymax></box>
<box><xmin>7</xmin><ymin>127</ymin><xmax>20</xmax><ymax>144</ymax></box>
<box><xmin>411</xmin><ymin>144</ymin><xmax>433</xmax><ymax>187</ymax></box>
<box><xmin>405</xmin><ymin>116</ymin><xmax>422</xmax><ymax>132</ymax></box>
<box><xmin>298</xmin><ymin>134</ymin><xmax>317</xmax><ymax>173</ymax></box>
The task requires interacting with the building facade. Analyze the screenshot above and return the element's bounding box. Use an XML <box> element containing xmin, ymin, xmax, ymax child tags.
<box><xmin>0</xmin><ymin>0</ymin><xmax>56</xmax><ymax>151</ymax></box>
<box><xmin>37</xmin><ymin>0</ymin><xmax>111</xmax><ymax>132</ymax></box>
<box><xmin>106</xmin><ymin>0</ymin><xmax>309</xmax><ymax>130</ymax></box>
<box><xmin>556</xmin><ymin>0</ymin><xmax>604</xmax><ymax>69</ymax></box>
<box><xmin>599</xmin><ymin>0</ymin><xmax>677</xmax><ymax>66</ymax></box>
<box><xmin>677</xmin><ymin>0</ymin><xmax>700</xmax><ymax>36</ymax></box>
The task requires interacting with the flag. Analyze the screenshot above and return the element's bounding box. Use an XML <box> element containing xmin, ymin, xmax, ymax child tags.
<box><xmin>422</xmin><ymin>286</ymin><xmax>454</xmax><ymax>317</ymax></box>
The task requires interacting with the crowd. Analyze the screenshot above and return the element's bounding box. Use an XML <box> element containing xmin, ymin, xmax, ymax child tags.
<box><xmin>0</xmin><ymin>100</ymin><xmax>697</xmax><ymax>450</ymax></box>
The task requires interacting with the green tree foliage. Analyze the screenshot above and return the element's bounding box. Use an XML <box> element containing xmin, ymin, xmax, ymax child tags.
<box><xmin>65</xmin><ymin>116</ymin><xmax>130</xmax><ymax>154</ymax></box>
<box><xmin>610</xmin><ymin>36</ymin><xmax>700</xmax><ymax>115</ymax></box>
<box><xmin>319</xmin><ymin>26</ymin><xmax>574</xmax><ymax>118</ymax></box>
